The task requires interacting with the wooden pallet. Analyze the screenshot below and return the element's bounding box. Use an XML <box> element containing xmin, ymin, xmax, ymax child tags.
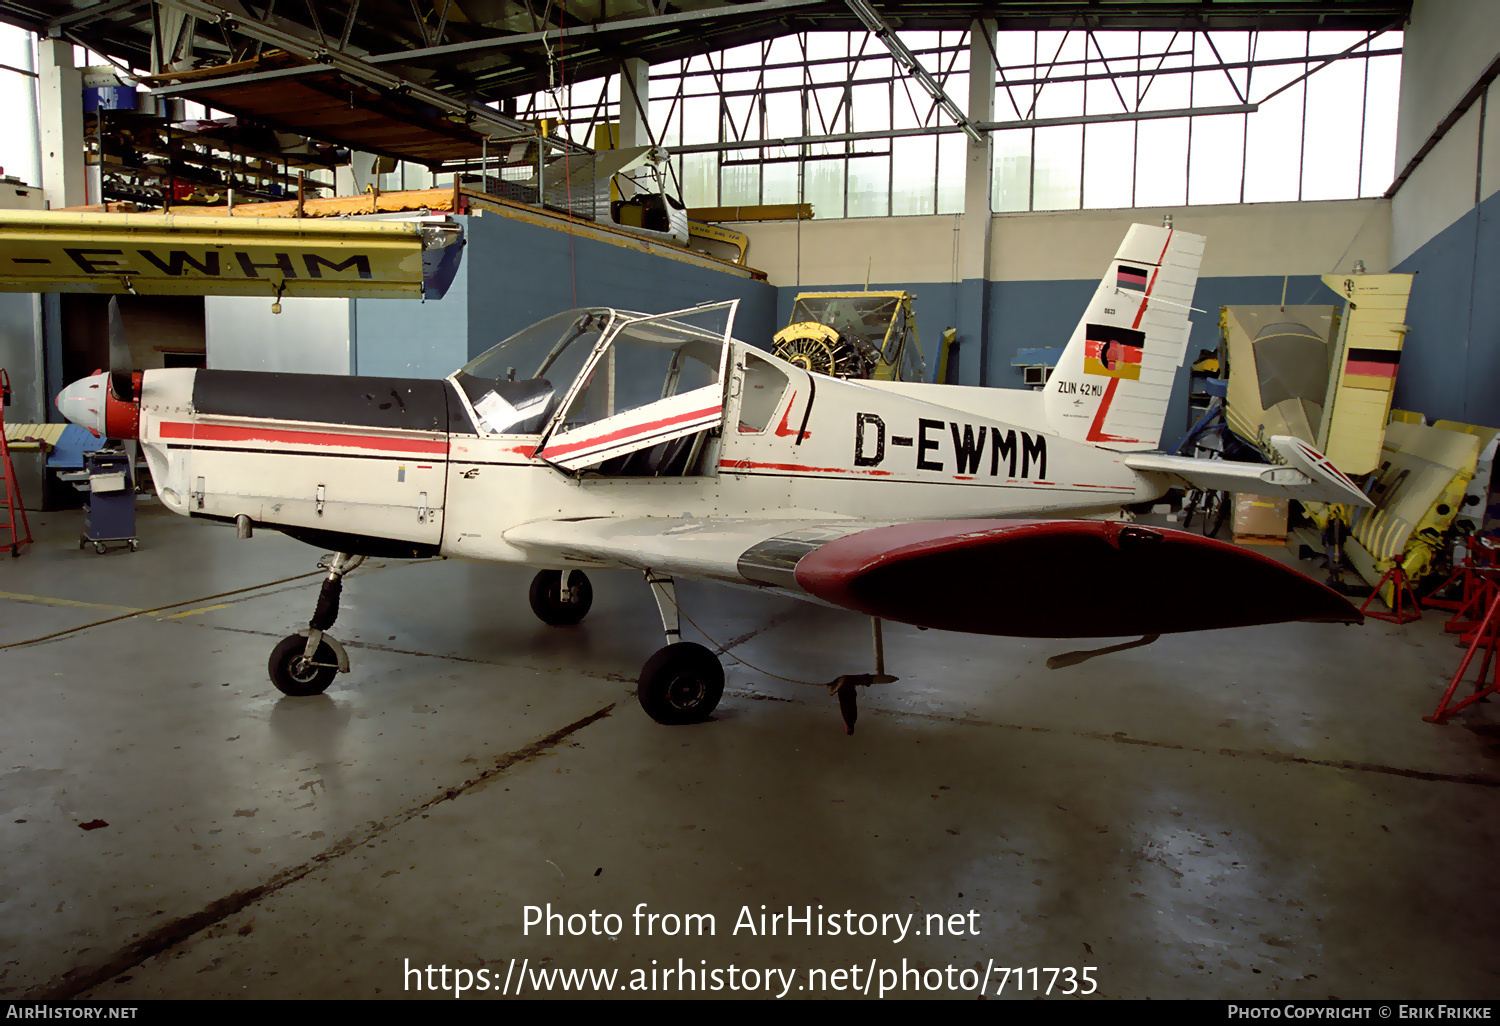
<box><xmin>1234</xmin><ymin>532</ymin><xmax>1288</xmax><ymax>547</ymax></box>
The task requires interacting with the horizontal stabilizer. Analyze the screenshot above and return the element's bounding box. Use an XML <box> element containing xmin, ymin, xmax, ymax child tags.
<box><xmin>1125</xmin><ymin>436</ymin><xmax>1372</xmax><ymax>507</ymax></box>
<box><xmin>794</xmin><ymin>519</ymin><xmax>1360</xmax><ymax>637</ymax></box>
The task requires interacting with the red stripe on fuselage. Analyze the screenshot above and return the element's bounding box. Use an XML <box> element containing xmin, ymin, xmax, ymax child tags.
<box><xmin>159</xmin><ymin>421</ymin><xmax>448</xmax><ymax>456</ymax></box>
<box><xmin>538</xmin><ymin>405</ymin><xmax>722</xmax><ymax>459</ymax></box>
<box><xmin>720</xmin><ymin>460</ymin><xmax>892</xmax><ymax>476</ymax></box>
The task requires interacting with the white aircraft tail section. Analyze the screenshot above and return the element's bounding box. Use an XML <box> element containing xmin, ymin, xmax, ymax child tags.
<box><xmin>1044</xmin><ymin>225</ymin><xmax>1205</xmax><ymax>451</ymax></box>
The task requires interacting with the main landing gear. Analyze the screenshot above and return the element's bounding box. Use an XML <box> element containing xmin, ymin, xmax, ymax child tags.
<box><xmin>637</xmin><ymin>574</ymin><xmax>723</xmax><ymax>725</ymax></box>
<box><xmin>525</xmin><ymin>568</ymin><xmax>896</xmax><ymax>733</ymax></box>
<box><xmin>526</xmin><ymin>568</ymin><xmax>723</xmax><ymax>725</ymax></box>
<box><xmin>268</xmin><ymin>553</ymin><xmax>361</xmax><ymax>697</ymax></box>
<box><xmin>528</xmin><ymin>569</ymin><xmax>594</xmax><ymax>625</ymax></box>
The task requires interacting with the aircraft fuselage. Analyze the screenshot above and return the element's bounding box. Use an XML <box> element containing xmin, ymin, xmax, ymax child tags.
<box><xmin>126</xmin><ymin>344</ymin><xmax>1159</xmax><ymax>568</ymax></box>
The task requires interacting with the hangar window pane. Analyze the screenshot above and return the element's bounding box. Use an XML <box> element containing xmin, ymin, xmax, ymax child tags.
<box><xmin>721</xmin><ymin>163</ymin><xmax>760</xmax><ymax>206</ymax></box>
<box><xmin>994</xmin><ymin>32</ymin><xmax>1036</xmax><ymax>121</ymax></box>
<box><xmin>1083</xmin><ymin>121</ymin><xmax>1135</xmax><ymax>209</ymax></box>
<box><xmin>1188</xmin><ymin>112</ymin><xmax>1246</xmax><ymax>206</ymax></box>
<box><xmin>1301</xmin><ymin>41</ymin><xmax>1366</xmax><ymax>201</ymax></box>
<box><xmin>849</xmin><ymin>155</ymin><xmax>891</xmax><ymax>217</ymax></box>
<box><xmin>763</xmin><ymin>162</ymin><xmax>799</xmax><ymax>205</ymax></box>
<box><xmin>1361</xmin><ymin>55</ymin><xmax>1402</xmax><ymax>197</ymax></box>
<box><xmin>1033</xmin><ymin>125</ymin><xmax>1082</xmax><ymax>210</ymax></box>
<box><xmin>1242</xmin><ymin>84</ymin><xmax>1305</xmax><ymax>203</ymax></box>
<box><xmin>804</xmin><ymin>148</ymin><xmax>846</xmax><ymax>219</ymax></box>
<box><xmin>992</xmin><ymin>130</ymin><xmax>1033</xmax><ymax>212</ymax></box>
<box><xmin>681</xmin><ymin>152</ymin><xmax>717</xmax><ymax>207</ymax></box>
<box><xmin>1035</xmin><ymin>79</ymin><xmax>1084</xmax><ymax>120</ymax></box>
<box><xmin>1086</xmin><ymin>68</ymin><xmax>1131</xmax><ymax>118</ymax></box>
<box><xmin>893</xmin><ymin>136</ymin><xmax>938</xmax><ymax>215</ymax></box>
<box><xmin>681</xmin><ymin>95</ymin><xmax>717</xmax><ymax>146</ymax></box>
<box><xmin>724</xmin><ymin>43</ymin><xmax>761</xmax><ymax>70</ymax></box>
<box><xmin>852</xmin><ymin>83</ymin><xmax>891</xmax><ymax>133</ymax></box>
<box><xmin>1135</xmin><ymin>117</ymin><xmax>1190</xmax><ymax>207</ymax></box>
<box><xmin>936</xmin><ymin>133</ymin><xmax>966</xmax><ymax>214</ymax></box>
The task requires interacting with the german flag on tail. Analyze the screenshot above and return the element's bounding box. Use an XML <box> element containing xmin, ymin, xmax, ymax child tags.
<box><xmin>1117</xmin><ymin>264</ymin><xmax>1151</xmax><ymax>290</ymax></box>
<box><xmin>1084</xmin><ymin>323</ymin><xmax>1146</xmax><ymax>380</ymax></box>
<box><xmin>1344</xmin><ymin>347</ymin><xmax>1400</xmax><ymax>390</ymax></box>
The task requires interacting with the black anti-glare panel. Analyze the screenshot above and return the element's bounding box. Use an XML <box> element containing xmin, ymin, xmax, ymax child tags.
<box><xmin>192</xmin><ymin>370</ymin><xmax>450</xmax><ymax>433</ymax></box>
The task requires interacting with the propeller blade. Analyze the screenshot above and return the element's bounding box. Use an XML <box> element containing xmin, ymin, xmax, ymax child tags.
<box><xmin>107</xmin><ymin>297</ymin><xmax>135</xmax><ymax>406</ymax></box>
<box><xmin>108</xmin><ymin>296</ymin><xmax>130</xmax><ymax>374</ymax></box>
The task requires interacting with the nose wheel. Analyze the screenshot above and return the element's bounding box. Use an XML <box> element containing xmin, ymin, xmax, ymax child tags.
<box><xmin>268</xmin><ymin>553</ymin><xmax>360</xmax><ymax>697</ymax></box>
<box><xmin>268</xmin><ymin>634</ymin><xmax>340</xmax><ymax>697</ymax></box>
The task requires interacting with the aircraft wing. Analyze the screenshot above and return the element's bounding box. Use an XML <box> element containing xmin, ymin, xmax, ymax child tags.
<box><xmin>503</xmin><ymin>514</ymin><xmax>1361</xmax><ymax>638</ymax></box>
<box><xmin>1126</xmin><ymin>435</ymin><xmax>1373</xmax><ymax>507</ymax></box>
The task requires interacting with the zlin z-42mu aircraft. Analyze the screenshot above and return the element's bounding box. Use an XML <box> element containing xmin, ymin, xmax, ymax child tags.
<box><xmin>58</xmin><ymin>224</ymin><xmax>1372</xmax><ymax>733</ymax></box>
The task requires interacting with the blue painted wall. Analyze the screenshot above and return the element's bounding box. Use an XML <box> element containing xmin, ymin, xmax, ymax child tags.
<box><xmin>351</xmin><ymin>219</ymin><xmax>472</xmax><ymax>379</ymax></box>
<box><xmin>464</xmin><ymin>213</ymin><xmax>777</xmax><ymax>361</ymax></box>
<box><xmin>1393</xmin><ymin>192</ymin><xmax>1500</xmax><ymax>428</ymax></box>
<box><xmin>350</xmin><ymin>213</ymin><xmax>778</xmax><ymax>377</ymax></box>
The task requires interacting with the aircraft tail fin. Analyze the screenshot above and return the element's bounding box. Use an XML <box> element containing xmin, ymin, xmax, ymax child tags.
<box><xmin>1044</xmin><ymin>224</ymin><xmax>1206</xmax><ymax>451</ymax></box>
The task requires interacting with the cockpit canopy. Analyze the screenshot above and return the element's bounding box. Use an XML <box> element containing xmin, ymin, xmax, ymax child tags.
<box><xmin>449</xmin><ymin>304</ymin><xmax>736</xmax><ymax>445</ymax></box>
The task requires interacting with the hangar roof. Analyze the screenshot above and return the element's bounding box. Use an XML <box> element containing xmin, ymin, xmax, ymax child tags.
<box><xmin>0</xmin><ymin>2</ymin><xmax>1411</xmax><ymax>167</ymax></box>
<box><xmin>3</xmin><ymin>2</ymin><xmax>1411</xmax><ymax>103</ymax></box>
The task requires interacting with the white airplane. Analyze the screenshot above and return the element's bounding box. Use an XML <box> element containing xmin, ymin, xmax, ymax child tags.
<box><xmin>56</xmin><ymin>224</ymin><xmax>1371</xmax><ymax>732</ymax></box>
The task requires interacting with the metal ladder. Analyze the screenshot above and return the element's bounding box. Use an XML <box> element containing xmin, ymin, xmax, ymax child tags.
<box><xmin>0</xmin><ymin>369</ymin><xmax>34</xmax><ymax>557</ymax></box>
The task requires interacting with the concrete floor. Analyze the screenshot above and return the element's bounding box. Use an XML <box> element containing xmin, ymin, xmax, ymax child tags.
<box><xmin>2</xmin><ymin>499</ymin><xmax>1499</xmax><ymax>1001</ymax></box>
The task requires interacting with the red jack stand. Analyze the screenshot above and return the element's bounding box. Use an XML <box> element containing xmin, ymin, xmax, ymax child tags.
<box><xmin>1426</xmin><ymin>540</ymin><xmax>1498</xmax><ymax>636</ymax></box>
<box><xmin>1446</xmin><ymin>575</ymin><xmax>1500</xmax><ymax>643</ymax></box>
<box><xmin>1360</xmin><ymin>563</ymin><xmax>1422</xmax><ymax>624</ymax></box>
<box><xmin>1425</xmin><ymin>571</ymin><xmax>1500</xmax><ymax>723</ymax></box>
<box><xmin>1422</xmin><ymin>563</ymin><xmax>1488</xmax><ymax>613</ymax></box>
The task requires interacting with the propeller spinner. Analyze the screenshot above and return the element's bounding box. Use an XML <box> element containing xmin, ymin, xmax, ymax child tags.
<box><xmin>56</xmin><ymin>298</ymin><xmax>141</xmax><ymax>440</ymax></box>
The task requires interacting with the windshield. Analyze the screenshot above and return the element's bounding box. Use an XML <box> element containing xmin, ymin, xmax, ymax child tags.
<box><xmin>556</xmin><ymin>318</ymin><xmax>723</xmax><ymax>433</ymax></box>
<box><xmin>451</xmin><ymin>309</ymin><xmax>616</xmax><ymax>434</ymax></box>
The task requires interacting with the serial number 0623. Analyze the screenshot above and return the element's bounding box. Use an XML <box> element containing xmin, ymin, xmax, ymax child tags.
<box><xmin>996</xmin><ymin>966</ymin><xmax>1098</xmax><ymax>995</ymax></box>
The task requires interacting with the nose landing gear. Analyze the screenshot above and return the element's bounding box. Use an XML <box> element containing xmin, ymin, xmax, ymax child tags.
<box><xmin>268</xmin><ymin>553</ymin><xmax>362</xmax><ymax>697</ymax></box>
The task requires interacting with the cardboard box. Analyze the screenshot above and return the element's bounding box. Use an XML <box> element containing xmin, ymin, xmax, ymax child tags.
<box><xmin>1233</xmin><ymin>493</ymin><xmax>1289</xmax><ymax>542</ymax></box>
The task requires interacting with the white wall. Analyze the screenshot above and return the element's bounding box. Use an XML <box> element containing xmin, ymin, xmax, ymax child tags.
<box><xmin>1391</xmin><ymin>104</ymin><xmax>1481</xmax><ymax>264</ymax></box>
<box><xmin>731</xmin><ymin>199</ymin><xmax>1391</xmax><ymax>287</ymax></box>
<box><xmin>1389</xmin><ymin>0</ymin><xmax>1500</xmax><ymax>263</ymax></box>
<box><xmin>987</xmin><ymin>202</ymin><xmax>1390</xmax><ymax>281</ymax></box>
<box><xmin>1395</xmin><ymin>0</ymin><xmax>1500</xmax><ymax>169</ymax></box>
<box><xmin>732</xmin><ymin>215</ymin><xmax>960</xmax><ymax>289</ymax></box>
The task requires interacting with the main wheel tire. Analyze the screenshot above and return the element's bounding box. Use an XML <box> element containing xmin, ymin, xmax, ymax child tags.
<box><xmin>1202</xmin><ymin>490</ymin><xmax>1230</xmax><ymax>538</ymax></box>
<box><xmin>528</xmin><ymin>569</ymin><xmax>593</xmax><ymax>626</ymax></box>
<box><xmin>1180</xmin><ymin>489</ymin><xmax>1203</xmax><ymax>532</ymax></box>
<box><xmin>638</xmin><ymin>642</ymin><xmax>724</xmax><ymax>725</ymax></box>
<box><xmin>268</xmin><ymin>634</ymin><xmax>339</xmax><ymax>697</ymax></box>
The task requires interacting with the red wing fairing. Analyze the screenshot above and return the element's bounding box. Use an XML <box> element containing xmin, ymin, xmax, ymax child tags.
<box><xmin>789</xmin><ymin>519</ymin><xmax>1360</xmax><ymax>637</ymax></box>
